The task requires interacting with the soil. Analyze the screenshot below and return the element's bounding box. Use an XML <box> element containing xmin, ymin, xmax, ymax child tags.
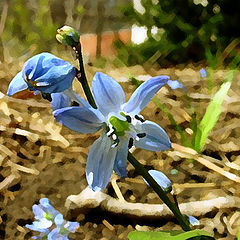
<box><xmin>1</xmin><ymin>62</ymin><xmax>240</xmax><ymax>240</ymax></box>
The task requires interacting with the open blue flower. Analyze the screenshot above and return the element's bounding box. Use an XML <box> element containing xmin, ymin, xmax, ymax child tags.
<box><xmin>7</xmin><ymin>52</ymin><xmax>76</xmax><ymax>96</ymax></box>
<box><xmin>53</xmin><ymin>72</ymin><xmax>172</xmax><ymax>191</ymax></box>
<box><xmin>26</xmin><ymin>198</ymin><xmax>79</xmax><ymax>240</ymax></box>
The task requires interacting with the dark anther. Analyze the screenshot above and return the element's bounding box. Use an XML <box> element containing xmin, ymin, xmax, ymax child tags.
<box><xmin>135</xmin><ymin>115</ymin><xmax>145</xmax><ymax>122</ymax></box>
<box><xmin>137</xmin><ymin>133</ymin><xmax>146</xmax><ymax>138</ymax></box>
<box><xmin>126</xmin><ymin>115</ymin><xmax>131</xmax><ymax>123</ymax></box>
<box><xmin>71</xmin><ymin>101</ymin><xmax>80</xmax><ymax>106</ymax></box>
<box><xmin>41</xmin><ymin>93</ymin><xmax>52</xmax><ymax>102</ymax></box>
<box><xmin>111</xmin><ymin>138</ymin><xmax>120</xmax><ymax>148</ymax></box>
<box><xmin>128</xmin><ymin>138</ymin><xmax>134</xmax><ymax>149</ymax></box>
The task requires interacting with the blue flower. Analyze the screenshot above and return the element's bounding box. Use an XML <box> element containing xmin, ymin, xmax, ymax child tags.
<box><xmin>199</xmin><ymin>68</ymin><xmax>207</xmax><ymax>78</ymax></box>
<box><xmin>7</xmin><ymin>52</ymin><xmax>76</xmax><ymax>96</ymax></box>
<box><xmin>53</xmin><ymin>72</ymin><xmax>172</xmax><ymax>191</ymax></box>
<box><xmin>26</xmin><ymin>198</ymin><xmax>79</xmax><ymax>240</ymax></box>
<box><xmin>144</xmin><ymin>170</ymin><xmax>172</xmax><ymax>193</ymax></box>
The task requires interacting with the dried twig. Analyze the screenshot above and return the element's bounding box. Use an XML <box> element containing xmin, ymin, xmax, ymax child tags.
<box><xmin>172</xmin><ymin>143</ymin><xmax>240</xmax><ymax>183</ymax></box>
<box><xmin>66</xmin><ymin>187</ymin><xmax>240</xmax><ymax>218</ymax></box>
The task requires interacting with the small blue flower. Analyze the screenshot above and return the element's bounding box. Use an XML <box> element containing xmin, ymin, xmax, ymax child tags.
<box><xmin>7</xmin><ymin>53</ymin><xmax>76</xmax><ymax>96</ymax></box>
<box><xmin>53</xmin><ymin>72</ymin><xmax>173</xmax><ymax>191</ymax></box>
<box><xmin>199</xmin><ymin>68</ymin><xmax>207</xmax><ymax>78</ymax></box>
<box><xmin>26</xmin><ymin>198</ymin><xmax>79</xmax><ymax>240</ymax></box>
<box><xmin>144</xmin><ymin>170</ymin><xmax>172</xmax><ymax>192</ymax></box>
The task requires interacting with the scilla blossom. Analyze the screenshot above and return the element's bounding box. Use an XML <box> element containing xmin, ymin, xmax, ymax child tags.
<box><xmin>7</xmin><ymin>52</ymin><xmax>76</xmax><ymax>96</ymax></box>
<box><xmin>53</xmin><ymin>72</ymin><xmax>174</xmax><ymax>191</ymax></box>
<box><xmin>26</xmin><ymin>198</ymin><xmax>79</xmax><ymax>240</ymax></box>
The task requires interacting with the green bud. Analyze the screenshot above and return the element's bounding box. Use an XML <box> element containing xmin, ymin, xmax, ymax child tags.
<box><xmin>56</xmin><ymin>26</ymin><xmax>80</xmax><ymax>47</ymax></box>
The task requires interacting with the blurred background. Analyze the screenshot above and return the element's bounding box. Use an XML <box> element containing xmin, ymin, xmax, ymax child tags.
<box><xmin>1</xmin><ymin>0</ymin><xmax>240</xmax><ymax>68</ymax></box>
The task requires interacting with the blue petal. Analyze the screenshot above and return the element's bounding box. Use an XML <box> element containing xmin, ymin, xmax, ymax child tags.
<box><xmin>144</xmin><ymin>170</ymin><xmax>172</xmax><ymax>192</ymax></box>
<box><xmin>187</xmin><ymin>215</ymin><xmax>200</xmax><ymax>226</ymax></box>
<box><xmin>54</xmin><ymin>214</ymin><xmax>64</xmax><ymax>225</ymax></box>
<box><xmin>167</xmin><ymin>80</ymin><xmax>184</xmax><ymax>89</ymax></box>
<box><xmin>21</xmin><ymin>52</ymin><xmax>76</xmax><ymax>93</ymax></box>
<box><xmin>199</xmin><ymin>68</ymin><xmax>207</xmax><ymax>78</ymax></box>
<box><xmin>86</xmin><ymin>134</ymin><xmax>118</xmax><ymax>191</ymax></box>
<box><xmin>134</xmin><ymin>120</ymin><xmax>171</xmax><ymax>151</ymax></box>
<box><xmin>92</xmin><ymin>72</ymin><xmax>125</xmax><ymax>116</ymax></box>
<box><xmin>26</xmin><ymin>219</ymin><xmax>52</xmax><ymax>232</ymax></box>
<box><xmin>7</xmin><ymin>71</ymin><xmax>28</xmax><ymax>96</ymax></box>
<box><xmin>53</xmin><ymin>106</ymin><xmax>104</xmax><ymax>134</ymax></box>
<box><xmin>32</xmin><ymin>204</ymin><xmax>45</xmax><ymax>220</ymax></box>
<box><xmin>123</xmin><ymin>75</ymin><xmax>170</xmax><ymax>115</ymax></box>
<box><xmin>47</xmin><ymin>228</ymin><xmax>62</xmax><ymax>240</ymax></box>
<box><xmin>65</xmin><ymin>221</ymin><xmax>79</xmax><ymax>232</ymax></box>
<box><xmin>51</xmin><ymin>92</ymin><xmax>71</xmax><ymax>111</ymax></box>
<box><xmin>113</xmin><ymin>139</ymin><xmax>128</xmax><ymax>177</ymax></box>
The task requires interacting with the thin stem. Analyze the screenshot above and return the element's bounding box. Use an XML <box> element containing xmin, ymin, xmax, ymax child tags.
<box><xmin>75</xmin><ymin>43</ymin><xmax>97</xmax><ymax>108</ymax></box>
<box><xmin>127</xmin><ymin>152</ymin><xmax>191</xmax><ymax>231</ymax></box>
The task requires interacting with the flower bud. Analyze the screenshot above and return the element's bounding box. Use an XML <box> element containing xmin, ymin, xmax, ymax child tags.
<box><xmin>7</xmin><ymin>52</ymin><xmax>76</xmax><ymax>96</ymax></box>
<box><xmin>144</xmin><ymin>170</ymin><xmax>172</xmax><ymax>193</ymax></box>
<box><xmin>56</xmin><ymin>26</ymin><xmax>80</xmax><ymax>47</ymax></box>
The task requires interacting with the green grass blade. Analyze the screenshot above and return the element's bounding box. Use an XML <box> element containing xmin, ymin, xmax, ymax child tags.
<box><xmin>194</xmin><ymin>70</ymin><xmax>235</xmax><ymax>152</ymax></box>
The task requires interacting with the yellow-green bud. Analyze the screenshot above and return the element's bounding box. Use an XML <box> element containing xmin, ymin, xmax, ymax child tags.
<box><xmin>56</xmin><ymin>26</ymin><xmax>80</xmax><ymax>47</ymax></box>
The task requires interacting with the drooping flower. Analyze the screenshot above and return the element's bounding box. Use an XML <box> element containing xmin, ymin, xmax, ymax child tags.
<box><xmin>53</xmin><ymin>72</ymin><xmax>173</xmax><ymax>191</ymax></box>
<box><xmin>26</xmin><ymin>198</ymin><xmax>79</xmax><ymax>240</ymax></box>
<box><xmin>144</xmin><ymin>169</ymin><xmax>172</xmax><ymax>193</ymax></box>
<box><xmin>7</xmin><ymin>52</ymin><xmax>76</xmax><ymax>96</ymax></box>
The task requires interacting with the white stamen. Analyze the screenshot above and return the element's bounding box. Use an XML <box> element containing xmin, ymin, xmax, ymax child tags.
<box><xmin>107</xmin><ymin>124</ymin><xmax>114</xmax><ymax>136</ymax></box>
<box><xmin>112</xmin><ymin>134</ymin><xmax>117</xmax><ymax>140</ymax></box>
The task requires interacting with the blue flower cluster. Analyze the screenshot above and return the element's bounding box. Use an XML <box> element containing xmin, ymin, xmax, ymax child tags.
<box><xmin>26</xmin><ymin>198</ymin><xmax>79</xmax><ymax>240</ymax></box>
<box><xmin>8</xmin><ymin>52</ymin><xmax>184</xmax><ymax>192</ymax></box>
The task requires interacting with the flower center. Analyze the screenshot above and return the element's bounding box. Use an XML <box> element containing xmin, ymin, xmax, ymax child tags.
<box><xmin>108</xmin><ymin>115</ymin><xmax>129</xmax><ymax>136</ymax></box>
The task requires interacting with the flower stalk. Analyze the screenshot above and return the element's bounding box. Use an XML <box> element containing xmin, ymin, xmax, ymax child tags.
<box><xmin>74</xmin><ymin>43</ymin><xmax>97</xmax><ymax>109</ymax></box>
<box><xmin>75</xmin><ymin>36</ymin><xmax>191</xmax><ymax>231</ymax></box>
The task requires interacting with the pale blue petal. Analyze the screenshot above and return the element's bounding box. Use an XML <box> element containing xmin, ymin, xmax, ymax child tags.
<box><xmin>26</xmin><ymin>219</ymin><xmax>52</xmax><ymax>232</ymax></box>
<box><xmin>123</xmin><ymin>75</ymin><xmax>170</xmax><ymax>115</ymax></box>
<box><xmin>7</xmin><ymin>71</ymin><xmax>28</xmax><ymax>96</ymax></box>
<box><xmin>86</xmin><ymin>134</ymin><xmax>118</xmax><ymax>191</ymax></box>
<box><xmin>65</xmin><ymin>221</ymin><xmax>79</xmax><ymax>232</ymax></box>
<box><xmin>54</xmin><ymin>214</ymin><xmax>64</xmax><ymax>225</ymax></box>
<box><xmin>187</xmin><ymin>215</ymin><xmax>200</xmax><ymax>226</ymax></box>
<box><xmin>92</xmin><ymin>72</ymin><xmax>125</xmax><ymax>116</ymax></box>
<box><xmin>47</xmin><ymin>228</ymin><xmax>62</xmax><ymax>240</ymax></box>
<box><xmin>51</xmin><ymin>92</ymin><xmax>71</xmax><ymax>111</ymax></box>
<box><xmin>199</xmin><ymin>68</ymin><xmax>207</xmax><ymax>78</ymax></box>
<box><xmin>134</xmin><ymin>120</ymin><xmax>171</xmax><ymax>151</ymax></box>
<box><xmin>113</xmin><ymin>139</ymin><xmax>128</xmax><ymax>177</ymax></box>
<box><xmin>167</xmin><ymin>80</ymin><xmax>184</xmax><ymax>89</ymax></box>
<box><xmin>144</xmin><ymin>170</ymin><xmax>172</xmax><ymax>192</ymax></box>
<box><xmin>53</xmin><ymin>106</ymin><xmax>104</xmax><ymax>134</ymax></box>
<box><xmin>32</xmin><ymin>205</ymin><xmax>45</xmax><ymax>220</ymax></box>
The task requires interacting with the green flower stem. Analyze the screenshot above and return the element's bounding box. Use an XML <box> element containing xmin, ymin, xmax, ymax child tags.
<box><xmin>75</xmin><ymin>43</ymin><xmax>97</xmax><ymax>109</ymax></box>
<box><xmin>75</xmin><ymin>43</ymin><xmax>191</xmax><ymax>231</ymax></box>
<box><xmin>127</xmin><ymin>152</ymin><xmax>191</xmax><ymax>231</ymax></box>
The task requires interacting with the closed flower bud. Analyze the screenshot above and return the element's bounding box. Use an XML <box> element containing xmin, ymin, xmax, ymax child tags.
<box><xmin>56</xmin><ymin>25</ymin><xmax>80</xmax><ymax>47</ymax></box>
<box><xmin>7</xmin><ymin>52</ymin><xmax>76</xmax><ymax>96</ymax></box>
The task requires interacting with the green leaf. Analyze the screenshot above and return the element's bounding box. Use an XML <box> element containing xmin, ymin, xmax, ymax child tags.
<box><xmin>128</xmin><ymin>229</ymin><xmax>213</xmax><ymax>240</ymax></box>
<box><xmin>194</xmin><ymin>70</ymin><xmax>235</xmax><ymax>152</ymax></box>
